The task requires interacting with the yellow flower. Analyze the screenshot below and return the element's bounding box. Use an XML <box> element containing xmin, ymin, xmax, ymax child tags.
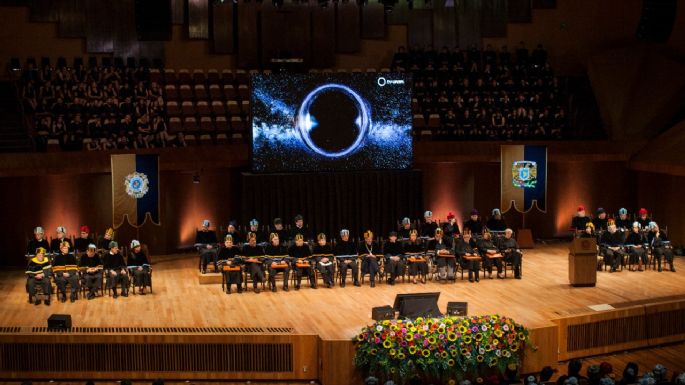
<box><xmin>511</xmin><ymin>343</ymin><xmax>519</xmax><ymax>352</ymax></box>
<box><xmin>475</xmin><ymin>333</ymin><xmax>483</xmax><ymax>341</ymax></box>
<box><xmin>398</xmin><ymin>352</ymin><xmax>406</xmax><ymax>360</ymax></box>
<box><xmin>419</xmin><ymin>330</ymin><xmax>427</xmax><ymax>336</ymax></box>
<box><xmin>495</xmin><ymin>330</ymin><xmax>503</xmax><ymax>338</ymax></box>
<box><xmin>370</xmin><ymin>348</ymin><xmax>377</xmax><ymax>356</ymax></box>
<box><xmin>438</xmin><ymin>327</ymin><xmax>446</xmax><ymax>334</ymax></box>
<box><xmin>382</xmin><ymin>320</ymin><xmax>391</xmax><ymax>326</ymax></box>
<box><xmin>493</xmin><ymin>339</ymin><xmax>499</xmax><ymax>345</ymax></box>
<box><xmin>383</xmin><ymin>340</ymin><xmax>392</xmax><ymax>349</ymax></box>
<box><xmin>356</xmin><ymin>334</ymin><xmax>365</xmax><ymax>341</ymax></box>
<box><xmin>477</xmin><ymin>355</ymin><xmax>484</xmax><ymax>362</ymax></box>
<box><xmin>422</xmin><ymin>349</ymin><xmax>431</xmax><ymax>357</ymax></box>
<box><xmin>451</xmin><ymin>349</ymin><xmax>458</xmax><ymax>357</ymax></box>
<box><xmin>519</xmin><ymin>332</ymin><xmax>526</xmax><ymax>341</ymax></box>
<box><xmin>406</xmin><ymin>334</ymin><xmax>414</xmax><ymax>342</ymax></box>
<box><xmin>489</xmin><ymin>358</ymin><xmax>498</xmax><ymax>367</ymax></box>
<box><xmin>447</xmin><ymin>359</ymin><xmax>455</xmax><ymax>367</ymax></box>
<box><xmin>461</xmin><ymin>348</ymin><xmax>468</xmax><ymax>355</ymax></box>
<box><xmin>459</xmin><ymin>325</ymin><xmax>468</xmax><ymax>333</ymax></box>
<box><xmin>409</xmin><ymin>346</ymin><xmax>418</xmax><ymax>355</ymax></box>
<box><xmin>441</xmin><ymin>351</ymin><xmax>449</xmax><ymax>358</ymax></box>
<box><xmin>448</xmin><ymin>333</ymin><xmax>458</xmax><ymax>342</ymax></box>
<box><xmin>428</xmin><ymin>336</ymin><xmax>437</xmax><ymax>344</ymax></box>
<box><xmin>389</xmin><ymin>349</ymin><xmax>396</xmax><ymax>356</ymax></box>
<box><xmin>464</xmin><ymin>336</ymin><xmax>472</xmax><ymax>344</ymax></box>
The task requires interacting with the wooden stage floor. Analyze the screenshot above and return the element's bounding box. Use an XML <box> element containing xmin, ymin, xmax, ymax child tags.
<box><xmin>1</xmin><ymin>243</ymin><xmax>683</xmax><ymax>341</ymax></box>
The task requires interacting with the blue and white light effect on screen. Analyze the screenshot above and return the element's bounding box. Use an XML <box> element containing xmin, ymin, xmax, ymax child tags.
<box><xmin>251</xmin><ymin>73</ymin><xmax>413</xmax><ymax>173</ymax></box>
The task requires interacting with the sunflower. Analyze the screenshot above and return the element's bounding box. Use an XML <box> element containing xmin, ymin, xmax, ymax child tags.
<box><xmin>398</xmin><ymin>352</ymin><xmax>406</xmax><ymax>360</ymax></box>
<box><xmin>493</xmin><ymin>339</ymin><xmax>499</xmax><ymax>345</ymax></box>
<box><xmin>464</xmin><ymin>336</ymin><xmax>472</xmax><ymax>344</ymax></box>
<box><xmin>389</xmin><ymin>349</ymin><xmax>396</xmax><ymax>356</ymax></box>
<box><xmin>428</xmin><ymin>336</ymin><xmax>437</xmax><ymax>345</ymax></box>
<box><xmin>438</xmin><ymin>326</ymin><xmax>446</xmax><ymax>334</ymax></box>
<box><xmin>511</xmin><ymin>343</ymin><xmax>519</xmax><ymax>352</ymax></box>
<box><xmin>406</xmin><ymin>333</ymin><xmax>414</xmax><ymax>342</ymax></box>
<box><xmin>356</xmin><ymin>334</ymin><xmax>365</xmax><ymax>341</ymax></box>
<box><xmin>370</xmin><ymin>348</ymin><xmax>377</xmax><ymax>356</ymax></box>
<box><xmin>448</xmin><ymin>359</ymin><xmax>456</xmax><ymax>367</ymax></box>
<box><xmin>441</xmin><ymin>351</ymin><xmax>449</xmax><ymax>358</ymax></box>
<box><xmin>409</xmin><ymin>346</ymin><xmax>418</xmax><ymax>355</ymax></box>
<box><xmin>450</xmin><ymin>349</ymin><xmax>458</xmax><ymax>357</ymax></box>
<box><xmin>495</xmin><ymin>329</ymin><xmax>503</xmax><ymax>338</ymax></box>
<box><xmin>422</xmin><ymin>349</ymin><xmax>431</xmax><ymax>357</ymax></box>
<box><xmin>448</xmin><ymin>332</ymin><xmax>458</xmax><ymax>342</ymax></box>
<box><xmin>383</xmin><ymin>340</ymin><xmax>392</xmax><ymax>349</ymax></box>
<box><xmin>519</xmin><ymin>332</ymin><xmax>526</xmax><ymax>341</ymax></box>
<box><xmin>477</xmin><ymin>355</ymin><xmax>484</xmax><ymax>362</ymax></box>
<box><xmin>475</xmin><ymin>333</ymin><xmax>483</xmax><ymax>341</ymax></box>
<box><xmin>489</xmin><ymin>358</ymin><xmax>498</xmax><ymax>367</ymax></box>
<box><xmin>459</xmin><ymin>325</ymin><xmax>468</xmax><ymax>333</ymax></box>
<box><xmin>390</xmin><ymin>367</ymin><xmax>396</xmax><ymax>374</ymax></box>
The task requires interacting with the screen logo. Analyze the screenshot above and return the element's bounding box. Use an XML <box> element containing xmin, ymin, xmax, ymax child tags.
<box><xmin>377</xmin><ymin>77</ymin><xmax>405</xmax><ymax>87</ymax></box>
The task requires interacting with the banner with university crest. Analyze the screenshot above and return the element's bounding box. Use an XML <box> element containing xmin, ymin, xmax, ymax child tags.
<box><xmin>500</xmin><ymin>145</ymin><xmax>547</xmax><ymax>213</ymax></box>
<box><xmin>111</xmin><ymin>154</ymin><xmax>160</xmax><ymax>228</ymax></box>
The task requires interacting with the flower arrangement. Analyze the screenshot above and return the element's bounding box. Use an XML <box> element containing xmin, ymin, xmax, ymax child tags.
<box><xmin>353</xmin><ymin>315</ymin><xmax>531</xmax><ymax>382</ymax></box>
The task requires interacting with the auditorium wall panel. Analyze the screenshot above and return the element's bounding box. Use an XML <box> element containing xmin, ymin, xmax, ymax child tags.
<box><xmin>636</xmin><ymin>171</ymin><xmax>685</xmax><ymax>245</ymax></box>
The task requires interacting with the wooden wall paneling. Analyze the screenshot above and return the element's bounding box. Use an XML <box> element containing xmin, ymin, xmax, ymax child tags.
<box><xmin>458</xmin><ymin>0</ymin><xmax>482</xmax><ymax>48</ymax></box>
<box><xmin>57</xmin><ymin>0</ymin><xmax>86</xmax><ymax>38</ymax></box>
<box><xmin>261</xmin><ymin>4</ymin><xmax>310</xmax><ymax>65</ymax></box>
<box><xmin>28</xmin><ymin>0</ymin><xmax>59</xmax><ymax>22</ymax></box>
<box><xmin>237</xmin><ymin>1</ymin><xmax>260</xmax><ymax>68</ymax></box>
<box><xmin>188</xmin><ymin>0</ymin><xmax>210</xmax><ymax>39</ymax></box>
<box><xmin>386</xmin><ymin>0</ymin><xmax>409</xmax><ymax>25</ymax></box>
<box><xmin>171</xmin><ymin>0</ymin><xmax>186</xmax><ymax>24</ymax></box>
<box><xmin>85</xmin><ymin>0</ymin><xmax>116</xmax><ymax>53</ymax></box>
<box><xmin>336</xmin><ymin>1</ymin><xmax>361</xmax><ymax>53</ymax></box>
<box><xmin>311</xmin><ymin>4</ymin><xmax>336</xmax><ymax>68</ymax></box>
<box><xmin>554</xmin><ymin>305</ymin><xmax>647</xmax><ymax>361</ymax></box>
<box><xmin>213</xmin><ymin>2</ymin><xmax>235</xmax><ymax>54</ymax></box>
<box><xmin>521</xmin><ymin>325</ymin><xmax>558</xmax><ymax>374</ymax></box>
<box><xmin>318</xmin><ymin>339</ymin><xmax>362</xmax><ymax>385</ymax></box>
<box><xmin>645</xmin><ymin>299</ymin><xmax>685</xmax><ymax>346</ymax></box>
<box><xmin>260</xmin><ymin>3</ymin><xmax>286</xmax><ymax>66</ymax></box>
<box><xmin>481</xmin><ymin>0</ymin><xmax>508</xmax><ymax>37</ymax></box>
<box><xmin>507</xmin><ymin>0</ymin><xmax>531</xmax><ymax>23</ymax></box>
<box><xmin>408</xmin><ymin>9</ymin><xmax>433</xmax><ymax>49</ymax></box>
<box><xmin>532</xmin><ymin>0</ymin><xmax>555</xmax><ymax>9</ymax></box>
<box><xmin>361</xmin><ymin>2</ymin><xmax>385</xmax><ymax>39</ymax></box>
<box><xmin>114</xmin><ymin>0</ymin><xmax>140</xmax><ymax>59</ymax></box>
<box><xmin>432</xmin><ymin>1</ymin><xmax>458</xmax><ymax>50</ymax></box>
<box><xmin>286</xmin><ymin>4</ymin><xmax>312</xmax><ymax>63</ymax></box>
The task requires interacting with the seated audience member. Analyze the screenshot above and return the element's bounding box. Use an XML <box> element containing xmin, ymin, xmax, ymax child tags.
<box><xmin>625</xmin><ymin>222</ymin><xmax>647</xmax><ymax>271</ymax></box>
<box><xmin>290</xmin><ymin>233</ymin><xmax>316</xmax><ymax>289</ymax></box>
<box><xmin>78</xmin><ymin>244</ymin><xmax>103</xmax><ymax>300</ymax></box>
<box><xmin>593</xmin><ymin>208</ymin><xmax>608</xmax><ymax>232</ymax></box>
<box><xmin>312</xmin><ymin>233</ymin><xmax>335</xmax><ymax>288</ymax></box>
<box><xmin>487</xmin><ymin>208</ymin><xmax>507</xmax><ymax>232</ymax></box>
<box><xmin>196</xmin><ymin>219</ymin><xmax>219</xmax><ymax>273</ymax></box>
<box><xmin>358</xmin><ymin>230</ymin><xmax>380</xmax><ymax>287</ymax></box>
<box><xmin>218</xmin><ymin>234</ymin><xmax>242</xmax><ymax>294</ymax></box>
<box><xmin>442</xmin><ymin>212</ymin><xmax>461</xmax><ymax>239</ymax></box>
<box><xmin>290</xmin><ymin>214</ymin><xmax>312</xmax><ymax>242</ymax></box>
<box><xmin>26</xmin><ymin>247</ymin><xmax>52</xmax><ymax>305</ymax></box>
<box><xmin>98</xmin><ymin>227</ymin><xmax>115</xmax><ymax>250</ymax></box>
<box><xmin>478</xmin><ymin>229</ymin><xmax>503</xmax><ymax>279</ymax></box>
<box><xmin>571</xmin><ymin>205</ymin><xmax>591</xmax><ymax>231</ymax></box>
<box><xmin>128</xmin><ymin>239</ymin><xmax>151</xmax><ymax>294</ymax></box>
<box><xmin>599</xmin><ymin>220</ymin><xmax>626</xmax><ymax>273</ymax></box>
<box><xmin>420</xmin><ymin>211</ymin><xmax>438</xmax><ymax>238</ymax></box>
<box><xmin>74</xmin><ymin>225</ymin><xmax>93</xmax><ymax>253</ymax></box>
<box><xmin>463</xmin><ymin>209</ymin><xmax>484</xmax><ymax>235</ymax></box>
<box><xmin>27</xmin><ymin>226</ymin><xmax>50</xmax><ymax>256</ymax></box>
<box><xmin>53</xmin><ymin>241</ymin><xmax>79</xmax><ymax>302</ymax></box>
<box><xmin>104</xmin><ymin>241</ymin><xmax>129</xmax><ymax>298</ymax></box>
<box><xmin>50</xmin><ymin>226</ymin><xmax>70</xmax><ymax>253</ymax></box>
<box><xmin>398</xmin><ymin>217</ymin><xmax>413</xmax><ymax>240</ymax></box>
<box><xmin>500</xmin><ymin>228</ymin><xmax>523</xmax><ymax>279</ymax></box>
<box><xmin>637</xmin><ymin>208</ymin><xmax>651</xmax><ymax>229</ymax></box>
<box><xmin>264</xmin><ymin>233</ymin><xmax>290</xmax><ymax>292</ymax></box>
<box><xmin>615</xmin><ymin>208</ymin><xmax>631</xmax><ymax>230</ymax></box>
<box><xmin>241</xmin><ymin>232</ymin><xmax>265</xmax><ymax>293</ymax></box>
<box><xmin>648</xmin><ymin>223</ymin><xmax>675</xmax><ymax>272</ymax></box>
<box><xmin>383</xmin><ymin>231</ymin><xmax>405</xmax><ymax>286</ymax></box>
<box><xmin>456</xmin><ymin>230</ymin><xmax>480</xmax><ymax>283</ymax></box>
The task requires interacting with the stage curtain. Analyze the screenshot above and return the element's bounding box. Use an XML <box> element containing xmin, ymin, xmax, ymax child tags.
<box><xmin>240</xmin><ymin>171</ymin><xmax>423</xmax><ymax>241</ymax></box>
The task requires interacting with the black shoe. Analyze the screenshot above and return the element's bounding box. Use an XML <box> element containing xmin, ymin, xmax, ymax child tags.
<box><xmin>61</xmin><ymin>294</ymin><xmax>67</xmax><ymax>303</ymax></box>
<box><xmin>326</xmin><ymin>282</ymin><xmax>332</xmax><ymax>288</ymax></box>
<box><xmin>254</xmin><ymin>286</ymin><xmax>261</xmax><ymax>294</ymax></box>
<box><xmin>475</xmin><ymin>277</ymin><xmax>480</xmax><ymax>282</ymax></box>
<box><xmin>295</xmin><ymin>284</ymin><xmax>300</xmax><ymax>290</ymax></box>
<box><xmin>34</xmin><ymin>298</ymin><xmax>41</xmax><ymax>306</ymax></box>
<box><xmin>237</xmin><ymin>287</ymin><xmax>242</xmax><ymax>294</ymax></box>
<box><xmin>340</xmin><ymin>281</ymin><xmax>346</xmax><ymax>288</ymax></box>
<box><xmin>469</xmin><ymin>278</ymin><xmax>474</xmax><ymax>283</ymax></box>
<box><xmin>311</xmin><ymin>284</ymin><xmax>317</xmax><ymax>289</ymax></box>
<box><xmin>226</xmin><ymin>287</ymin><xmax>231</xmax><ymax>294</ymax></box>
<box><xmin>139</xmin><ymin>288</ymin><xmax>146</xmax><ymax>295</ymax></box>
<box><xmin>201</xmin><ymin>269</ymin><xmax>206</xmax><ymax>274</ymax></box>
<box><xmin>515</xmin><ymin>275</ymin><xmax>522</xmax><ymax>279</ymax></box>
<box><xmin>87</xmin><ymin>293</ymin><xmax>95</xmax><ymax>300</ymax></box>
<box><xmin>271</xmin><ymin>286</ymin><xmax>277</xmax><ymax>292</ymax></box>
<box><xmin>671</xmin><ymin>266</ymin><xmax>676</xmax><ymax>272</ymax></box>
<box><xmin>354</xmin><ymin>281</ymin><xmax>361</xmax><ymax>287</ymax></box>
<box><xmin>370</xmin><ymin>281</ymin><xmax>376</xmax><ymax>288</ymax></box>
<box><xmin>70</xmin><ymin>294</ymin><xmax>76</xmax><ymax>303</ymax></box>
<box><xmin>283</xmin><ymin>286</ymin><xmax>289</xmax><ymax>292</ymax></box>
<box><xmin>28</xmin><ymin>295</ymin><xmax>32</xmax><ymax>304</ymax></box>
<box><xmin>44</xmin><ymin>298</ymin><xmax>51</xmax><ymax>306</ymax></box>
<box><xmin>658</xmin><ymin>266</ymin><xmax>662</xmax><ymax>272</ymax></box>
<box><xmin>122</xmin><ymin>291</ymin><xmax>129</xmax><ymax>298</ymax></box>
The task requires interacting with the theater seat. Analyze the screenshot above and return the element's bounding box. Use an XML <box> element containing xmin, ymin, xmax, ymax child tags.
<box><xmin>169</xmin><ymin>117</ymin><xmax>182</xmax><ymax>134</ymax></box>
<box><xmin>196</xmin><ymin>101</ymin><xmax>211</xmax><ymax>116</ymax></box>
<box><xmin>207</xmin><ymin>69</ymin><xmax>220</xmax><ymax>85</ymax></box>
<box><xmin>178</xmin><ymin>69</ymin><xmax>191</xmax><ymax>85</ymax></box>
<box><xmin>211</xmin><ymin>101</ymin><xmax>226</xmax><ymax>116</ymax></box>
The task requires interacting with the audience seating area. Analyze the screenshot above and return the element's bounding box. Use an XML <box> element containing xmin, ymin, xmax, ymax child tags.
<box><xmin>15</xmin><ymin>43</ymin><xmax>574</xmax><ymax>152</ymax></box>
<box><xmin>393</xmin><ymin>44</ymin><xmax>569</xmax><ymax>140</ymax></box>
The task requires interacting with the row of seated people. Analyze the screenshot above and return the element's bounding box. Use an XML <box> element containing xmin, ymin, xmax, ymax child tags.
<box><xmin>196</xmin><ymin>219</ymin><xmax>523</xmax><ymax>294</ymax></box>
<box><xmin>26</xmin><ymin>239</ymin><xmax>151</xmax><ymax>305</ymax></box>
<box><xmin>575</xmin><ymin>220</ymin><xmax>675</xmax><ymax>273</ymax></box>
<box><xmin>571</xmin><ymin>206</ymin><xmax>654</xmax><ymax>232</ymax></box>
<box><xmin>393</xmin><ymin>43</ymin><xmax>568</xmax><ymax>140</ymax></box>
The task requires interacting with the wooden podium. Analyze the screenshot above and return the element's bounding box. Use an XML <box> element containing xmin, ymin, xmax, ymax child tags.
<box><xmin>569</xmin><ymin>238</ymin><xmax>598</xmax><ymax>287</ymax></box>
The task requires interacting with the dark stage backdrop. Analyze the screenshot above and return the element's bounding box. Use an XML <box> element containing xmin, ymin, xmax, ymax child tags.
<box><xmin>240</xmin><ymin>170</ymin><xmax>423</xmax><ymax>240</ymax></box>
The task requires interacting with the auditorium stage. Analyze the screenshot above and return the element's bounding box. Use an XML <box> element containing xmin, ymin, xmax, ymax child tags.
<box><xmin>0</xmin><ymin>243</ymin><xmax>683</xmax><ymax>338</ymax></box>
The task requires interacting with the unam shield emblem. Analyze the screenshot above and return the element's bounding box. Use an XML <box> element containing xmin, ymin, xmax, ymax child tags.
<box><xmin>125</xmin><ymin>172</ymin><xmax>149</xmax><ymax>198</ymax></box>
<box><xmin>512</xmin><ymin>161</ymin><xmax>537</xmax><ymax>188</ymax></box>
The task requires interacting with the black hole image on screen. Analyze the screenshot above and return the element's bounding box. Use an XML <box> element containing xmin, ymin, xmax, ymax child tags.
<box><xmin>308</xmin><ymin>89</ymin><xmax>360</xmax><ymax>153</ymax></box>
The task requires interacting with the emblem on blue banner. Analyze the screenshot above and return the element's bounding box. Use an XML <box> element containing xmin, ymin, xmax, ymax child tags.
<box><xmin>511</xmin><ymin>161</ymin><xmax>537</xmax><ymax>188</ymax></box>
<box><xmin>125</xmin><ymin>172</ymin><xmax>150</xmax><ymax>199</ymax></box>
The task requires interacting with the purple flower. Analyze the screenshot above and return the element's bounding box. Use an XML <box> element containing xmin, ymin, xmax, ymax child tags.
<box><xmin>472</xmin><ymin>326</ymin><xmax>479</xmax><ymax>332</ymax></box>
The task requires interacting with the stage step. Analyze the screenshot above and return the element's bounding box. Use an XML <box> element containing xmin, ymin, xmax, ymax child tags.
<box><xmin>198</xmin><ymin>272</ymin><xmax>222</xmax><ymax>284</ymax></box>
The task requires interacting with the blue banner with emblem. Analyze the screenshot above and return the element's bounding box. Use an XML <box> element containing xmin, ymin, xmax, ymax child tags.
<box><xmin>501</xmin><ymin>145</ymin><xmax>547</xmax><ymax>213</ymax></box>
<box><xmin>111</xmin><ymin>154</ymin><xmax>160</xmax><ymax>228</ymax></box>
